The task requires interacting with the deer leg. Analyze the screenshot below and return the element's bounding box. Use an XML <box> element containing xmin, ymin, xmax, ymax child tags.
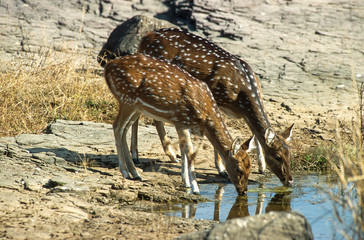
<box><xmin>155</xmin><ymin>120</ymin><xmax>179</xmax><ymax>163</ymax></box>
<box><xmin>179</xmin><ymin>137</ymin><xmax>191</xmax><ymax>188</ymax></box>
<box><xmin>113</xmin><ymin>107</ymin><xmax>133</xmax><ymax>179</ymax></box>
<box><xmin>214</xmin><ymin>149</ymin><xmax>229</xmax><ymax>178</ymax></box>
<box><xmin>122</xmin><ymin>112</ymin><xmax>142</xmax><ymax>180</ymax></box>
<box><xmin>130</xmin><ymin>118</ymin><xmax>140</xmax><ymax>164</ymax></box>
<box><xmin>255</xmin><ymin>138</ymin><xmax>266</xmax><ymax>174</ymax></box>
<box><xmin>177</xmin><ymin>128</ymin><xmax>199</xmax><ymax>194</ymax></box>
<box><xmin>186</xmin><ymin>129</ymin><xmax>199</xmax><ymax>194</ymax></box>
<box><xmin>187</xmin><ymin>129</ymin><xmax>198</xmax><ymax>193</ymax></box>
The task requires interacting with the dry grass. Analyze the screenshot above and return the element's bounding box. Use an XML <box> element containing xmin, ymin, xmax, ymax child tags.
<box><xmin>327</xmin><ymin>121</ymin><xmax>364</xmax><ymax>239</ymax></box>
<box><xmin>0</xmin><ymin>48</ymin><xmax>117</xmax><ymax>137</ymax></box>
<box><xmin>326</xmin><ymin>76</ymin><xmax>364</xmax><ymax>239</ymax></box>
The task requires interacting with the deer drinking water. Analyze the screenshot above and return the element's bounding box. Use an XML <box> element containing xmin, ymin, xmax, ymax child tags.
<box><xmin>132</xmin><ymin>28</ymin><xmax>293</xmax><ymax>186</ymax></box>
<box><xmin>104</xmin><ymin>53</ymin><xmax>255</xmax><ymax>195</ymax></box>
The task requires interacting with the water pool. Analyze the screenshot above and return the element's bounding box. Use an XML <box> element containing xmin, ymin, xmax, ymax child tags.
<box><xmin>163</xmin><ymin>173</ymin><xmax>354</xmax><ymax>239</ymax></box>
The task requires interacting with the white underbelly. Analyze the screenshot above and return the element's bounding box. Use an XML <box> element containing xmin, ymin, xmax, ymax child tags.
<box><xmin>137</xmin><ymin>97</ymin><xmax>175</xmax><ymax>124</ymax></box>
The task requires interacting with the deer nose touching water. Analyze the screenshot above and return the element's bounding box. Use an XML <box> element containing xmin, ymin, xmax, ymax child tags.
<box><xmin>104</xmin><ymin>53</ymin><xmax>256</xmax><ymax>195</ymax></box>
<box><xmin>129</xmin><ymin>28</ymin><xmax>293</xmax><ymax>186</ymax></box>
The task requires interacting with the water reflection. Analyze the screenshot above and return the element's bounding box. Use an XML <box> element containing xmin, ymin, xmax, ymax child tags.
<box><xmin>181</xmin><ymin>203</ymin><xmax>197</xmax><ymax>218</ymax></box>
<box><xmin>226</xmin><ymin>196</ymin><xmax>250</xmax><ymax>219</ymax></box>
<box><xmin>255</xmin><ymin>183</ymin><xmax>265</xmax><ymax>215</ymax></box>
<box><xmin>162</xmin><ymin>174</ymin><xmax>344</xmax><ymax>239</ymax></box>
<box><xmin>227</xmin><ymin>187</ymin><xmax>291</xmax><ymax>220</ymax></box>
<box><xmin>177</xmin><ymin>183</ymin><xmax>292</xmax><ymax>221</ymax></box>
<box><xmin>265</xmin><ymin>192</ymin><xmax>292</xmax><ymax>213</ymax></box>
<box><xmin>213</xmin><ymin>184</ymin><xmax>224</xmax><ymax>221</ymax></box>
<box><xmin>225</xmin><ymin>192</ymin><xmax>292</xmax><ymax>220</ymax></box>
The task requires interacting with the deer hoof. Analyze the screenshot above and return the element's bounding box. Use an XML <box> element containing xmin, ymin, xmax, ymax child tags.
<box><xmin>132</xmin><ymin>158</ymin><xmax>141</xmax><ymax>165</ymax></box>
<box><xmin>132</xmin><ymin>176</ymin><xmax>143</xmax><ymax>181</ymax></box>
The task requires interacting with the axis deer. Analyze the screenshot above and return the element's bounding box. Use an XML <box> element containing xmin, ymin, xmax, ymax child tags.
<box><xmin>132</xmin><ymin>28</ymin><xmax>294</xmax><ymax>186</ymax></box>
<box><xmin>104</xmin><ymin>53</ymin><xmax>255</xmax><ymax>195</ymax></box>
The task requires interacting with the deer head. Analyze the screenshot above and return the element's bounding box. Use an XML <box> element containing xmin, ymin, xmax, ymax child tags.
<box><xmin>263</xmin><ymin>124</ymin><xmax>294</xmax><ymax>186</ymax></box>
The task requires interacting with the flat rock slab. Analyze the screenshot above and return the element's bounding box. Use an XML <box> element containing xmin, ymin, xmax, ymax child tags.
<box><xmin>0</xmin><ymin>119</ymin><xmax>179</xmax><ymax>165</ymax></box>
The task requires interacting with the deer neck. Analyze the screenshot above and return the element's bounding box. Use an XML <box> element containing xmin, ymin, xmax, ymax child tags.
<box><xmin>202</xmin><ymin>120</ymin><xmax>233</xmax><ymax>163</ymax></box>
<box><xmin>235</xmin><ymin>63</ymin><xmax>273</xmax><ymax>151</ymax></box>
<box><xmin>218</xmin><ymin>90</ymin><xmax>272</xmax><ymax>151</ymax></box>
<box><xmin>221</xmin><ymin>89</ymin><xmax>272</xmax><ymax>151</ymax></box>
<box><xmin>244</xmin><ymin>111</ymin><xmax>271</xmax><ymax>151</ymax></box>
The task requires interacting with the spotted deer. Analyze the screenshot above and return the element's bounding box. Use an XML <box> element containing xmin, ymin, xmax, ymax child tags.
<box><xmin>104</xmin><ymin>53</ymin><xmax>255</xmax><ymax>195</ymax></box>
<box><xmin>132</xmin><ymin>28</ymin><xmax>294</xmax><ymax>186</ymax></box>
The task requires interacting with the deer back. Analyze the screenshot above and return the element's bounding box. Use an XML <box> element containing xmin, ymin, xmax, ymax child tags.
<box><xmin>139</xmin><ymin>28</ymin><xmax>269</xmax><ymax>127</ymax></box>
<box><xmin>105</xmin><ymin>54</ymin><xmax>229</xmax><ymax>136</ymax></box>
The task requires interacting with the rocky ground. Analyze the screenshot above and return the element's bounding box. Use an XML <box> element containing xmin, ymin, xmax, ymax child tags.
<box><xmin>0</xmin><ymin>120</ymin><xmax>217</xmax><ymax>239</ymax></box>
<box><xmin>0</xmin><ymin>120</ymin><xmax>308</xmax><ymax>239</ymax></box>
<box><xmin>0</xmin><ymin>0</ymin><xmax>363</xmax><ymax>239</ymax></box>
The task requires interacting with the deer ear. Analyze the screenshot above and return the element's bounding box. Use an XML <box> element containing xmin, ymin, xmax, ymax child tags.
<box><xmin>243</xmin><ymin>136</ymin><xmax>256</xmax><ymax>153</ymax></box>
<box><xmin>265</xmin><ymin>127</ymin><xmax>276</xmax><ymax>146</ymax></box>
<box><xmin>231</xmin><ymin>137</ymin><xmax>243</xmax><ymax>155</ymax></box>
<box><xmin>281</xmin><ymin>123</ymin><xmax>294</xmax><ymax>142</ymax></box>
